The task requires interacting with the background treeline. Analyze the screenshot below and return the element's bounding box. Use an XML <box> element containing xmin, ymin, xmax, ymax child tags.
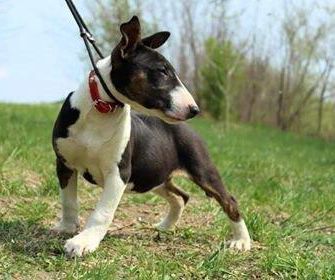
<box><xmin>87</xmin><ymin>0</ymin><xmax>335</xmax><ymax>138</ymax></box>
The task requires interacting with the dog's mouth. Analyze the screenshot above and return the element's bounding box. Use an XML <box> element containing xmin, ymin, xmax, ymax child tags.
<box><xmin>161</xmin><ymin>115</ymin><xmax>184</xmax><ymax>124</ymax></box>
<box><xmin>163</xmin><ymin>107</ymin><xmax>200</xmax><ymax>123</ymax></box>
<box><xmin>110</xmin><ymin>89</ymin><xmax>197</xmax><ymax>124</ymax></box>
<box><xmin>162</xmin><ymin>111</ymin><xmax>186</xmax><ymax>123</ymax></box>
<box><xmin>136</xmin><ymin>108</ymin><xmax>198</xmax><ymax>124</ymax></box>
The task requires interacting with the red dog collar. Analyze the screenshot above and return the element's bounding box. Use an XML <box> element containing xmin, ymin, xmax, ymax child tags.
<box><xmin>88</xmin><ymin>70</ymin><xmax>121</xmax><ymax>113</ymax></box>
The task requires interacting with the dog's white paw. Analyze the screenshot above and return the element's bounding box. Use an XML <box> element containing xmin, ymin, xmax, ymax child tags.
<box><xmin>227</xmin><ymin>219</ymin><xmax>251</xmax><ymax>251</ymax></box>
<box><xmin>154</xmin><ymin>221</ymin><xmax>174</xmax><ymax>231</ymax></box>
<box><xmin>227</xmin><ymin>238</ymin><xmax>251</xmax><ymax>251</ymax></box>
<box><xmin>64</xmin><ymin>231</ymin><xmax>100</xmax><ymax>257</ymax></box>
<box><xmin>51</xmin><ymin>220</ymin><xmax>79</xmax><ymax>234</ymax></box>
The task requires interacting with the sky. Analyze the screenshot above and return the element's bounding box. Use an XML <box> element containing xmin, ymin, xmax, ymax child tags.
<box><xmin>0</xmin><ymin>0</ymin><xmax>88</xmax><ymax>103</ymax></box>
<box><xmin>0</xmin><ymin>0</ymin><xmax>333</xmax><ymax>103</ymax></box>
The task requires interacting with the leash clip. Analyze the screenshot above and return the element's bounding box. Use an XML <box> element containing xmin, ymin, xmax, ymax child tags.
<box><xmin>80</xmin><ymin>30</ymin><xmax>95</xmax><ymax>43</ymax></box>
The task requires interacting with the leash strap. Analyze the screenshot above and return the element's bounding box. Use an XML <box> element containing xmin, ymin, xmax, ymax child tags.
<box><xmin>65</xmin><ymin>0</ymin><xmax>123</xmax><ymax>107</ymax></box>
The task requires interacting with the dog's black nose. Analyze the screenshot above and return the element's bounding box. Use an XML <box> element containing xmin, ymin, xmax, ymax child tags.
<box><xmin>188</xmin><ymin>105</ymin><xmax>200</xmax><ymax>119</ymax></box>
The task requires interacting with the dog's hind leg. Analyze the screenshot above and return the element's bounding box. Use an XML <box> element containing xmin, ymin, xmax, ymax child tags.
<box><xmin>153</xmin><ymin>180</ymin><xmax>189</xmax><ymax>230</ymax></box>
<box><xmin>190</xmin><ymin>165</ymin><xmax>251</xmax><ymax>251</ymax></box>
<box><xmin>189</xmin><ymin>161</ymin><xmax>251</xmax><ymax>250</ymax></box>
<box><xmin>180</xmin><ymin>136</ymin><xmax>251</xmax><ymax>251</ymax></box>
<box><xmin>52</xmin><ymin>157</ymin><xmax>79</xmax><ymax>234</ymax></box>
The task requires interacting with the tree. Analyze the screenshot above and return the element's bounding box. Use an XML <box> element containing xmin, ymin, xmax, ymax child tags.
<box><xmin>200</xmin><ymin>38</ymin><xmax>245</xmax><ymax>128</ymax></box>
<box><xmin>275</xmin><ymin>5</ymin><xmax>335</xmax><ymax>131</ymax></box>
<box><xmin>86</xmin><ymin>0</ymin><xmax>157</xmax><ymax>53</ymax></box>
<box><xmin>317</xmin><ymin>59</ymin><xmax>333</xmax><ymax>134</ymax></box>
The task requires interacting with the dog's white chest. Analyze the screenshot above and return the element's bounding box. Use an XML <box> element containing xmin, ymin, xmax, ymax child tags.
<box><xmin>56</xmin><ymin>104</ymin><xmax>131</xmax><ymax>186</ymax></box>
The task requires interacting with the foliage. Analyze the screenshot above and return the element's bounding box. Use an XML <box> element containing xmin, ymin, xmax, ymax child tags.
<box><xmin>199</xmin><ymin>38</ymin><xmax>245</xmax><ymax>123</ymax></box>
<box><xmin>86</xmin><ymin>0</ymin><xmax>158</xmax><ymax>53</ymax></box>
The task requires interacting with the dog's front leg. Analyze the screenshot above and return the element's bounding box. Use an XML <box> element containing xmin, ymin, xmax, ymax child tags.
<box><xmin>52</xmin><ymin>159</ymin><xmax>79</xmax><ymax>234</ymax></box>
<box><xmin>64</xmin><ymin>169</ymin><xmax>126</xmax><ymax>257</ymax></box>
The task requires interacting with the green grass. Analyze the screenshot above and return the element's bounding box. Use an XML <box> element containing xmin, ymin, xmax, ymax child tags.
<box><xmin>0</xmin><ymin>103</ymin><xmax>334</xmax><ymax>279</ymax></box>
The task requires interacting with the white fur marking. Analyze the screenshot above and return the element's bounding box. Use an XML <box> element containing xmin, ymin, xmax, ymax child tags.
<box><xmin>65</xmin><ymin>170</ymin><xmax>126</xmax><ymax>257</ymax></box>
<box><xmin>52</xmin><ymin>172</ymin><xmax>79</xmax><ymax>234</ymax></box>
<box><xmin>170</xmin><ymin>86</ymin><xmax>197</xmax><ymax>111</ymax></box>
<box><xmin>165</xmin><ymin>75</ymin><xmax>198</xmax><ymax>120</ymax></box>
<box><xmin>56</xmin><ymin>64</ymin><xmax>131</xmax><ymax>186</ymax></box>
<box><xmin>125</xmin><ymin>183</ymin><xmax>135</xmax><ymax>192</ymax></box>
<box><xmin>54</xmin><ymin>56</ymin><xmax>131</xmax><ymax>256</ymax></box>
<box><xmin>227</xmin><ymin>219</ymin><xmax>251</xmax><ymax>251</ymax></box>
<box><xmin>153</xmin><ymin>185</ymin><xmax>185</xmax><ymax>230</ymax></box>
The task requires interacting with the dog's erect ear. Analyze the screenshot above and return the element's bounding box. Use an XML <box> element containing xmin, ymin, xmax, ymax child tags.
<box><xmin>120</xmin><ymin>16</ymin><xmax>141</xmax><ymax>58</ymax></box>
<box><xmin>142</xmin><ymin>32</ymin><xmax>170</xmax><ymax>49</ymax></box>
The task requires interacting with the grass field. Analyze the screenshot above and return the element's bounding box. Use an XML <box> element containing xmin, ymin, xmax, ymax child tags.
<box><xmin>0</xmin><ymin>103</ymin><xmax>334</xmax><ymax>279</ymax></box>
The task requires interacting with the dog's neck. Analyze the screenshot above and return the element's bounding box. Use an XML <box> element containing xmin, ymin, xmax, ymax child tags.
<box><xmin>92</xmin><ymin>56</ymin><xmax>121</xmax><ymax>105</ymax></box>
<box><xmin>71</xmin><ymin>56</ymin><xmax>130</xmax><ymax>117</ymax></box>
<box><xmin>70</xmin><ymin>56</ymin><xmax>131</xmax><ymax>142</ymax></box>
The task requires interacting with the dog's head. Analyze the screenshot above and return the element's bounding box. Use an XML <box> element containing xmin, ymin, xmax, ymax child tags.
<box><xmin>110</xmin><ymin>16</ymin><xmax>199</xmax><ymax>123</ymax></box>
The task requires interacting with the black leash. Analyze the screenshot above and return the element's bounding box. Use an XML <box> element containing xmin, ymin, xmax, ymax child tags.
<box><xmin>65</xmin><ymin>0</ymin><xmax>123</xmax><ymax>106</ymax></box>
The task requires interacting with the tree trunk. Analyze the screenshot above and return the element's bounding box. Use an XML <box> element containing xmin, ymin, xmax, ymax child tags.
<box><xmin>246</xmin><ymin>82</ymin><xmax>257</xmax><ymax>122</ymax></box>
<box><xmin>317</xmin><ymin>92</ymin><xmax>325</xmax><ymax>135</ymax></box>
<box><xmin>317</xmin><ymin>63</ymin><xmax>332</xmax><ymax>134</ymax></box>
<box><xmin>277</xmin><ymin>67</ymin><xmax>285</xmax><ymax>129</ymax></box>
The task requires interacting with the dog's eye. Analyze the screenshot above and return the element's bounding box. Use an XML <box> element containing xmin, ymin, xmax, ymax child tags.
<box><xmin>158</xmin><ymin>67</ymin><xmax>168</xmax><ymax>76</ymax></box>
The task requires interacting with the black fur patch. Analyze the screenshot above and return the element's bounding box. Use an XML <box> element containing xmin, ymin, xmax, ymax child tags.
<box><xmin>111</xmin><ymin>45</ymin><xmax>178</xmax><ymax>113</ymax></box>
<box><xmin>118</xmin><ymin>141</ymin><xmax>132</xmax><ymax>184</ymax></box>
<box><xmin>83</xmin><ymin>170</ymin><xmax>97</xmax><ymax>185</ymax></box>
<box><xmin>52</xmin><ymin>92</ymin><xmax>80</xmax><ymax>154</ymax></box>
<box><xmin>167</xmin><ymin>182</ymin><xmax>190</xmax><ymax>205</ymax></box>
<box><xmin>122</xmin><ymin>112</ymin><xmax>241</xmax><ymax>221</ymax></box>
<box><xmin>56</xmin><ymin>157</ymin><xmax>73</xmax><ymax>189</ymax></box>
<box><xmin>53</xmin><ymin>92</ymin><xmax>80</xmax><ymax>189</ymax></box>
<box><xmin>119</xmin><ymin>112</ymin><xmax>180</xmax><ymax>192</ymax></box>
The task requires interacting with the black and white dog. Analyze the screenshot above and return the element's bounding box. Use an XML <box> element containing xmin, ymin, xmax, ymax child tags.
<box><xmin>52</xmin><ymin>16</ymin><xmax>251</xmax><ymax>257</ymax></box>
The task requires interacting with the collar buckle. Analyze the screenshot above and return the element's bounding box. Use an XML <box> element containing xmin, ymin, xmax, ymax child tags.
<box><xmin>93</xmin><ymin>98</ymin><xmax>117</xmax><ymax>113</ymax></box>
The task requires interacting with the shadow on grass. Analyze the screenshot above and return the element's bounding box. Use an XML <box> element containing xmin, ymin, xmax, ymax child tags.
<box><xmin>0</xmin><ymin>219</ymin><xmax>68</xmax><ymax>257</ymax></box>
<box><xmin>0</xmin><ymin>218</ymin><xmax>216</xmax><ymax>261</ymax></box>
<box><xmin>0</xmin><ymin>219</ymin><xmax>179</xmax><ymax>257</ymax></box>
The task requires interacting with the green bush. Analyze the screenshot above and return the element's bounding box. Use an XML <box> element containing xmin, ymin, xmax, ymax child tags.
<box><xmin>199</xmin><ymin>38</ymin><xmax>245</xmax><ymax>123</ymax></box>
